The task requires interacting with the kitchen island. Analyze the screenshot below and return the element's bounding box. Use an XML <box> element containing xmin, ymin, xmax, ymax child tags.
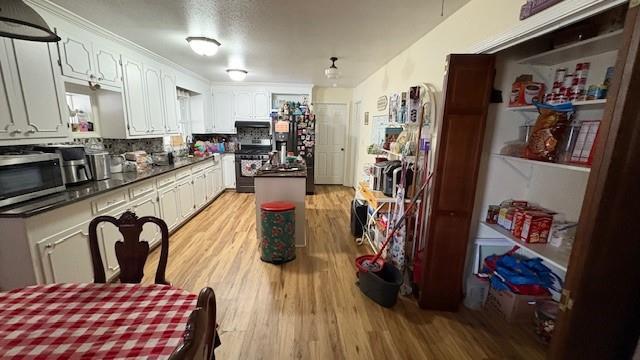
<box><xmin>254</xmin><ymin>166</ymin><xmax>307</xmax><ymax>247</ymax></box>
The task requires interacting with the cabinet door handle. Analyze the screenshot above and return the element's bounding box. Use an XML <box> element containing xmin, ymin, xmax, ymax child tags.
<box><xmin>25</xmin><ymin>129</ymin><xmax>35</xmax><ymax>134</ymax></box>
<box><xmin>12</xmin><ymin>129</ymin><xmax>23</xmax><ymax>134</ymax></box>
<box><xmin>44</xmin><ymin>243</ymin><xmax>54</xmax><ymax>249</ymax></box>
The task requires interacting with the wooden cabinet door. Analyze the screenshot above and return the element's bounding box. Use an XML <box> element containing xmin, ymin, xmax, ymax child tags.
<box><xmin>143</xmin><ymin>64</ymin><xmax>165</xmax><ymax>135</ymax></box>
<box><xmin>38</xmin><ymin>224</ymin><xmax>94</xmax><ymax>284</ymax></box>
<box><xmin>177</xmin><ymin>179</ymin><xmax>195</xmax><ymax>220</ymax></box>
<box><xmin>94</xmin><ymin>44</ymin><xmax>121</xmax><ymax>88</ymax></box>
<box><xmin>56</xmin><ymin>28</ymin><xmax>94</xmax><ymax>82</ymax></box>
<box><xmin>159</xmin><ymin>185</ymin><xmax>180</xmax><ymax>230</ymax></box>
<box><xmin>12</xmin><ymin>40</ymin><xmax>68</xmax><ymax>139</ymax></box>
<box><xmin>212</xmin><ymin>88</ymin><xmax>235</xmax><ymax>133</ymax></box>
<box><xmin>193</xmin><ymin>171</ymin><xmax>207</xmax><ymax>209</ymax></box>
<box><xmin>162</xmin><ymin>71</ymin><xmax>179</xmax><ymax>134</ymax></box>
<box><xmin>121</xmin><ymin>56</ymin><xmax>148</xmax><ymax>136</ymax></box>
<box><xmin>253</xmin><ymin>90</ymin><xmax>271</xmax><ymax>120</ymax></box>
<box><xmin>419</xmin><ymin>54</ymin><xmax>495</xmax><ymax>311</ymax></box>
<box><xmin>0</xmin><ymin>39</ymin><xmax>20</xmax><ymax>140</ymax></box>
<box><xmin>234</xmin><ymin>89</ymin><xmax>252</xmax><ymax>120</ymax></box>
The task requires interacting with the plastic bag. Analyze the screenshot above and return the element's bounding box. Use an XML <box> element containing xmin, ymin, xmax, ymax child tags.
<box><xmin>525</xmin><ymin>103</ymin><xmax>574</xmax><ymax>162</ymax></box>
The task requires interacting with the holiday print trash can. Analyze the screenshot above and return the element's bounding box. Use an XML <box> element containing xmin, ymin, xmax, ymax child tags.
<box><xmin>260</xmin><ymin>201</ymin><xmax>296</xmax><ymax>263</ymax></box>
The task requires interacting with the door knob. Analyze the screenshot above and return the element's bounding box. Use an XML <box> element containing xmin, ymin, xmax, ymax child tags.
<box><xmin>341</xmin><ymin>148</ymin><xmax>344</xmax><ymax>151</ymax></box>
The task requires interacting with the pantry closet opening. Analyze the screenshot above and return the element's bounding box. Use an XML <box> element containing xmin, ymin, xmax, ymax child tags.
<box><xmin>463</xmin><ymin>3</ymin><xmax>635</xmax><ymax>357</ymax></box>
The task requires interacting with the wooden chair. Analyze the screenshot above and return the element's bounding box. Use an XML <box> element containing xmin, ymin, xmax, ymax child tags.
<box><xmin>170</xmin><ymin>287</ymin><xmax>219</xmax><ymax>360</ymax></box>
<box><xmin>88</xmin><ymin>210</ymin><xmax>170</xmax><ymax>284</ymax></box>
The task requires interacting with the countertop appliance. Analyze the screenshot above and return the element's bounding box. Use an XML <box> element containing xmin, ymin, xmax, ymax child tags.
<box><xmin>0</xmin><ymin>152</ymin><xmax>66</xmax><ymax>208</ymax></box>
<box><xmin>372</xmin><ymin>161</ymin><xmax>392</xmax><ymax>191</ymax></box>
<box><xmin>36</xmin><ymin>145</ymin><xmax>92</xmax><ymax>185</ymax></box>
<box><xmin>271</xmin><ymin>105</ymin><xmax>316</xmax><ymax>194</ymax></box>
<box><xmin>86</xmin><ymin>151</ymin><xmax>111</xmax><ymax>181</ymax></box>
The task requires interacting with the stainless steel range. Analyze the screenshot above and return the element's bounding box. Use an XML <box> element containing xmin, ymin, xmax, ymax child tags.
<box><xmin>235</xmin><ymin>121</ymin><xmax>272</xmax><ymax>193</ymax></box>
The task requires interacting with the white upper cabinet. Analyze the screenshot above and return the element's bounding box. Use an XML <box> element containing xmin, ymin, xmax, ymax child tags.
<box><xmin>121</xmin><ymin>56</ymin><xmax>148</xmax><ymax>136</ymax></box>
<box><xmin>162</xmin><ymin>71</ymin><xmax>179</xmax><ymax>134</ymax></box>
<box><xmin>234</xmin><ymin>89</ymin><xmax>253</xmax><ymax>120</ymax></box>
<box><xmin>212</xmin><ymin>88</ymin><xmax>235</xmax><ymax>133</ymax></box>
<box><xmin>0</xmin><ymin>39</ymin><xmax>68</xmax><ymax>142</ymax></box>
<box><xmin>253</xmin><ymin>90</ymin><xmax>271</xmax><ymax>120</ymax></box>
<box><xmin>56</xmin><ymin>27</ymin><xmax>121</xmax><ymax>89</ymax></box>
<box><xmin>93</xmin><ymin>43</ymin><xmax>121</xmax><ymax>88</ymax></box>
<box><xmin>143</xmin><ymin>63</ymin><xmax>165</xmax><ymax>135</ymax></box>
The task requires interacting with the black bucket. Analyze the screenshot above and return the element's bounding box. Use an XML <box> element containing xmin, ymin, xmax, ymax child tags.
<box><xmin>357</xmin><ymin>263</ymin><xmax>403</xmax><ymax>308</ymax></box>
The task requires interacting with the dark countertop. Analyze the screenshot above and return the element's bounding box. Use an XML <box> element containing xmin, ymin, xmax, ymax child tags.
<box><xmin>255</xmin><ymin>165</ymin><xmax>307</xmax><ymax>178</ymax></box>
<box><xmin>0</xmin><ymin>156</ymin><xmax>216</xmax><ymax>218</ymax></box>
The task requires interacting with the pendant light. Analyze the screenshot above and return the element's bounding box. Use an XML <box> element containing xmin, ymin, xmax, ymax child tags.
<box><xmin>0</xmin><ymin>0</ymin><xmax>60</xmax><ymax>42</ymax></box>
<box><xmin>226</xmin><ymin>69</ymin><xmax>248</xmax><ymax>81</ymax></box>
<box><xmin>324</xmin><ymin>57</ymin><xmax>339</xmax><ymax>79</ymax></box>
<box><xmin>186</xmin><ymin>36</ymin><xmax>221</xmax><ymax>56</ymax></box>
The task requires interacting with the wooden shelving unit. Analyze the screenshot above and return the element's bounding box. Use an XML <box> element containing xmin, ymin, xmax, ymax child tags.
<box><xmin>480</xmin><ymin>221</ymin><xmax>570</xmax><ymax>272</ymax></box>
<box><xmin>492</xmin><ymin>154</ymin><xmax>591</xmax><ymax>173</ymax></box>
<box><xmin>506</xmin><ymin>99</ymin><xmax>607</xmax><ymax>112</ymax></box>
<box><xmin>517</xmin><ymin>30</ymin><xmax>623</xmax><ymax>65</ymax></box>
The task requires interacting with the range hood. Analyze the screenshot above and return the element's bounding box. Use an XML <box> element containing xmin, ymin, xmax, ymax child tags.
<box><xmin>235</xmin><ymin>121</ymin><xmax>270</xmax><ymax>128</ymax></box>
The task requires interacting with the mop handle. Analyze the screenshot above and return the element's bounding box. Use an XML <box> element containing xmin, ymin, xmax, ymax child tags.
<box><xmin>370</xmin><ymin>175</ymin><xmax>431</xmax><ymax>263</ymax></box>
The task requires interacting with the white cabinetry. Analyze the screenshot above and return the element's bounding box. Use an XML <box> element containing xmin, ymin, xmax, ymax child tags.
<box><xmin>232</xmin><ymin>86</ymin><xmax>271</xmax><ymax>121</ymax></box>
<box><xmin>37</xmin><ymin>223</ymin><xmax>94</xmax><ymax>284</ymax></box>
<box><xmin>234</xmin><ymin>89</ymin><xmax>253</xmax><ymax>120</ymax></box>
<box><xmin>56</xmin><ymin>27</ymin><xmax>121</xmax><ymax>89</ymax></box>
<box><xmin>162</xmin><ymin>71</ymin><xmax>179</xmax><ymax>134</ymax></box>
<box><xmin>222</xmin><ymin>154</ymin><xmax>236</xmax><ymax>189</ymax></box>
<box><xmin>205</xmin><ymin>167</ymin><xmax>223</xmax><ymax>200</ymax></box>
<box><xmin>143</xmin><ymin>63</ymin><xmax>165</xmax><ymax>135</ymax></box>
<box><xmin>0</xmin><ymin>39</ymin><xmax>68</xmax><ymax>143</ymax></box>
<box><xmin>211</xmin><ymin>87</ymin><xmax>235</xmax><ymax>133</ymax></box>
<box><xmin>121</xmin><ymin>56</ymin><xmax>148</xmax><ymax>136</ymax></box>
<box><xmin>159</xmin><ymin>185</ymin><xmax>180</xmax><ymax>230</ymax></box>
<box><xmin>193</xmin><ymin>170</ymin><xmax>207</xmax><ymax>209</ymax></box>
<box><xmin>253</xmin><ymin>90</ymin><xmax>271</xmax><ymax>120</ymax></box>
<box><xmin>177</xmin><ymin>179</ymin><xmax>196</xmax><ymax>220</ymax></box>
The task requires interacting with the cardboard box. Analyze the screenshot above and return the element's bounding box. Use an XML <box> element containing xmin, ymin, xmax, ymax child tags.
<box><xmin>485</xmin><ymin>286</ymin><xmax>550</xmax><ymax>323</ymax></box>
<box><xmin>509</xmin><ymin>78</ymin><xmax>545</xmax><ymax>107</ymax></box>
<box><xmin>521</xmin><ymin>211</ymin><xmax>553</xmax><ymax>243</ymax></box>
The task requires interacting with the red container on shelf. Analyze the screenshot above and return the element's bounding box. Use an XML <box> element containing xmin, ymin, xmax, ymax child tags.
<box><xmin>520</xmin><ymin>211</ymin><xmax>554</xmax><ymax>244</ymax></box>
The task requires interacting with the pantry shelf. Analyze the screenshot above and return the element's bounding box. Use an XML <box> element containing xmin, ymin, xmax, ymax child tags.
<box><xmin>517</xmin><ymin>29</ymin><xmax>623</xmax><ymax>65</ymax></box>
<box><xmin>505</xmin><ymin>99</ymin><xmax>607</xmax><ymax>112</ymax></box>
<box><xmin>480</xmin><ymin>221</ymin><xmax>570</xmax><ymax>272</ymax></box>
<box><xmin>493</xmin><ymin>154</ymin><xmax>591</xmax><ymax>173</ymax></box>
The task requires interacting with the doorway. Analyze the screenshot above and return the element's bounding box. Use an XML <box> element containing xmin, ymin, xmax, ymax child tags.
<box><xmin>314</xmin><ymin>103</ymin><xmax>347</xmax><ymax>184</ymax></box>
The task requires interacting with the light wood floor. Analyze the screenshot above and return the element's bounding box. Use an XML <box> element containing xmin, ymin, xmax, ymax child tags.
<box><xmin>144</xmin><ymin>185</ymin><xmax>546</xmax><ymax>359</ymax></box>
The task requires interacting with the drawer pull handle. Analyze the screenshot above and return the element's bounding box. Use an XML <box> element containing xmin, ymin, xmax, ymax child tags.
<box><xmin>44</xmin><ymin>243</ymin><xmax>54</xmax><ymax>249</ymax></box>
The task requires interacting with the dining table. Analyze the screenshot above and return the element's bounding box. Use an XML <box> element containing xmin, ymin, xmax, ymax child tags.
<box><xmin>0</xmin><ymin>283</ymin><xmax>197</xmax><ymax>359</ymax></box>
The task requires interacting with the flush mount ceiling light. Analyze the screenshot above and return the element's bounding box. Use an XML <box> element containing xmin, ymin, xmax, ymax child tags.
<box><xmin>186</xmin><ymin>36</ymin><xmax>221</xmax><ymax>56</ymax></box>
<box><xmin>226</xmin><ymin>69</ymin><xmax>248</xmax><ymax>81</ymax></box>
<box><xmin>0</xmin><ymin>0</ymin><xmax>60</xmax><ymax>42</ymax></box>
<box><xmin>324</xmin><ymin>57</ymin><xmax>339</xmax><ymax>80</ymax></box>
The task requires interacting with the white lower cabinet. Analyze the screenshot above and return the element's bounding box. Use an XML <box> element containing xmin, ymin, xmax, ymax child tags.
<box><xmin>222</xmin><ymin>154</ymin><xmax>236</xmax><ymax>189</ymax></box>
<box><xmin>2</xmin><ymin>159</ymin><xmax>225</xmax><ymax>290</ymax></box>
<box><xmin>37</xmin><ymin>223</ymin><xmax>94</xmax><ymax>284</ymax></box>
<box><xmin>177</xmin><ymin>179</ymin><xmax>196</xmax><ymax>221</ymax></box>
<box><xmin>193</xmin><ymin>171</ymin><xmax>207</xmax><ymax>208</ymax></box>
<box><xmin>159</xmin><ymin>185</ymin><xmax>180</xmax><ymax>231</ymax></box>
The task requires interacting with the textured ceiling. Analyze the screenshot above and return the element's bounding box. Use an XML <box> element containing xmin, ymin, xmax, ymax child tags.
<box><xmin>48</xmin><ymin>0</ymin><xmax>469</xmax><ymax>86</ymax></box>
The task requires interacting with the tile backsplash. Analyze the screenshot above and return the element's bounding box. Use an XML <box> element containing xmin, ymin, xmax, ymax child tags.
<box><xmin>237</xmin><ymin>128</ymin><xmax>270</xmax><ymax>142</ymax></box>
<box><xmin>102</xmin><ymin>138</ymin><xmax>164</xmax><ymax>154</ymax></box>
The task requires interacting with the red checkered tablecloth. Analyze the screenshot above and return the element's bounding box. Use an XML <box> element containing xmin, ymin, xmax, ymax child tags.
<box><xmin>0</xmin><ymin>283</ymin><xmax>197</xmax><ymax>359</ymax></box>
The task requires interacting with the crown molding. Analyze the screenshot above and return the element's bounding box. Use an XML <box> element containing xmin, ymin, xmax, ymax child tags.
<box><xmin>467</xmin><ymin>0</ymin><xmax>627</xmax><ymax>54</ymax></box>
<box><xmin>25</xmin><ymin>0</ymin><xmax>211</xmax><ymax>84</ymax></box>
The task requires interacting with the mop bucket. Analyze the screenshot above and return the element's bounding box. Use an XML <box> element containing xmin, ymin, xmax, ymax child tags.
<box><xmin>357</xmin><ymin>262</ymin><xmax>403</xmax><ymax>308</ymax></box>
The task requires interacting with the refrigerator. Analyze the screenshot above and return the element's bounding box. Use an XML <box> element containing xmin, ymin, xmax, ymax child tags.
<box><xmin>272</xmin><ymin>104</ymin><xmax>316</xmax><ymax>194</ymax></box>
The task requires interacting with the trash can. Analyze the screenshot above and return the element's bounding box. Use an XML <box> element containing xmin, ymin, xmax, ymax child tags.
<box><xmin>260</xmin><ymin>201</ymin><xmax>296</xmax><ymax>264</ymax></box>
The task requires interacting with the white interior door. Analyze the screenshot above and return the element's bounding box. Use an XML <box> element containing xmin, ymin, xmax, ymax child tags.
<box><xmin>349</xmin><ymin>101</ymin><xmax>362</xmax><ymax>188</ymax></box>
<box><xmin>314</xmin><ymin>103</ymin><xmax>347</xmax><ymax>185</ymax></box>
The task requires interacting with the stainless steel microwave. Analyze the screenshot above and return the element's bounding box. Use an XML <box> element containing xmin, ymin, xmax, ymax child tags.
<box><xmin>0</xmin><ymin>153</ymin><xmax>66</xmax><ymax>208</ymax></box>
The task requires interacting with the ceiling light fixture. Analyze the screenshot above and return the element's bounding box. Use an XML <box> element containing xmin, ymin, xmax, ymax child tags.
<box><xmin>226</xmin><ymin>69</ymin><xmax>248</xmax><ymax>81</ymax></box>
<box><xmin>0</xmin><ymin>0</ymin><xmax>60</xmax><ymax>42</ymax></box>
<box><xmin>186</xmin><ymin>36</ymin><xmax>221</xmax><ymax>56</ymax></box>
<box><xmin>324</xmin><ymin>57</ymin><xmax>339</xmax><ymax>80</ymax></box>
